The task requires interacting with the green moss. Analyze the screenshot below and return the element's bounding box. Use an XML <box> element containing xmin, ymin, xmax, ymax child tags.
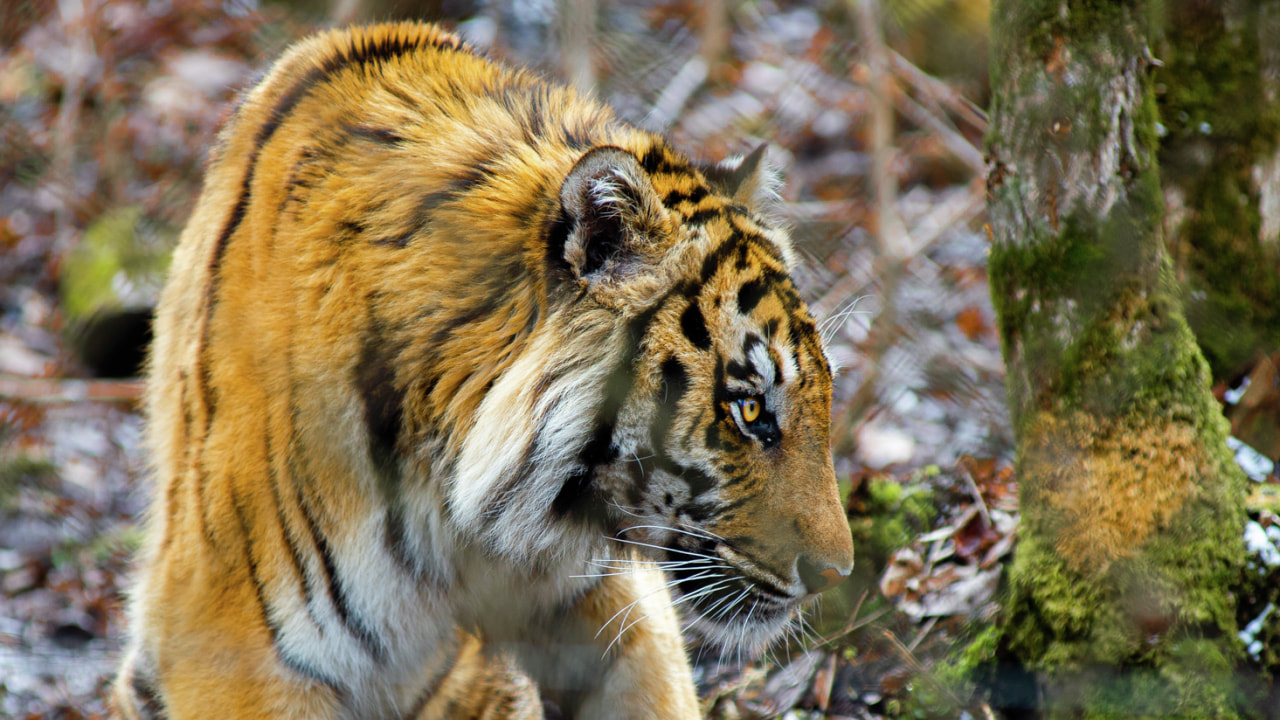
<box><xmin>998</xmin><ymin>533</ymin><xmax>1242</xmax><ymax>717</ymax></box>
<box><xmin>0</xmin><ymin>454</ymin><xmax>57</xmax><ymax>508</ymax></box>
<box><xmin>862</xmin><ymin>476</ymin><xmax>938</xmax><ymax>556</ymax></box>
<box><xmin>60</xmin><ymin>205</ymin><xmax>171</xmax><ymax>322</ymax></box>
<box><xmin>926</xmin><ymin>623</ymin><xmax>1001</xmax><ymax>708</ymax></box>
<box><xmin>1156</xmin><ymin>2</ymin><xmax>1280</xmax><ymax>379</ymax></box>
<box><xmin>818</xmin><ymin>475</ymin><xmax>940</xmax><ymax>639</ymax></box>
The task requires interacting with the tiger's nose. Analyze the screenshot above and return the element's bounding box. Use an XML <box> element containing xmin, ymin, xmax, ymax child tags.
<box><xmin>796</xmin><ymin>554</ymin><xmax>852</xmax><ymax>595</ymax></box>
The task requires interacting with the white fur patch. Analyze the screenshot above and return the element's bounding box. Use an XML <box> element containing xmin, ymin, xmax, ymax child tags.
<box><xmin>449</xmin><ymin>320</ymin><xmax>624</xmax><ymax>564</ymax></box>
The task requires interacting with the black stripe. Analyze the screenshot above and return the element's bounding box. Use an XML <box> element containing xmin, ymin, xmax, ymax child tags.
<box><xmin>704</xmin><ymin>422</ymin><xmax>723</xmax><ymax>451</ymax></box>
<box><xmin>345</xmin><ymin>123</ymin><xmax>405</xmax><ymax>144</ymax></box>
<box><xmin>229</xmin><ymin>483</ymin><xmax>338</xmax><ymax>686</ymax></box>
<box><xmin>512</xmin><ymin>177</ymin><xmax>549</xmax><ymax>230</ymax></box>
<box><xmin>714</xmin><ymin>493</ymin><xmax>754</xmax><ymax>516</ymax></box>
<box><xmin>685</xmin><ymin>207</ymin><xmax>721</xmax><ymax>226</ymax></box>
<box><xmin>371</xmin><ymin>230</ymin><xmax>415</xmax><ymax>248</ymax></box>
<box><xmin>648</xmin><ymin>358</ymin><xmax>718</xmax><ymax>498</ymax></box>
<box><xmin>564</xmin><ymin>123</ymin><xmax>594</xmax><ymax>150</ymax></box>
<box><xmin>699</xmin><ymin>235</ymin><xmax>751</xmax><ymax>284</ymax></box>
<box><xmin>662</xmin><ymin>185</ymin><xmax>709</xmax><ymax>208</ymax></box>
<box><xmin>677</xmin><ymin>462</ymin><xmax>716</xmax><ymax>498</ymax></box>
<box><xmin>357</xmin><ymin>320</ymin><xmax>404</xmax><ymax>495</ymax></box>
<box><xmin>526</xmin><ymin>88</ymin><xmax>546</xmax><ymax>140</ymax></box>
<box><xmin>544</xmin><ymin>208</ymin><xmax>575</xmax><ymax>275</ymax></box>
<box><xmin>199</xmin><ymin>29</ymin><xmax>442</xmax><ymax>429</ymax></box>
<box><xmin>725</xmin><ymin>358</ymin><xmax>754</xmax><ymax>382</ymax></box>
<box><xmin>639</xmin><ymin>145</ymin><xmax>692</xmax><ymax>176</ymax></box>
<box><xmin>293</xmin><ymin>460</ymin><xmax>388</xmax><ymax>662</ymax></box>
<box><xmin>129</xmin><ymin>664</ymin><xmax>168</xmax><ymax>720</ymax></box>
<box><xmin>737</xmin><ymin>278</ymin><xmax>769</xmax><ymax>315</ymax></box>
<box><xmin>228</xmin><ymin>488</ymin><xmax>277</xmax><ymax>636</ymax></box>
<box><xmin>711</xmin><ymin>354</ymin><xmax>730</xmax><ymax>424</ymax></box>
<box><xmin>651</xmin><ymin>357</ymin><xmax>689</xmax><ymax>453</ymax></box>
<box><xmin>763</xmin><ymin>317</ymin><xmax>780</xmax><ymax>340</ymax></box>
<box><xmin>767</xmin><ymin>345</ymin><xmax>786</xmax><ymax>386</ymax></box>
<box><xmin>680</xmin><ymin>302</ymin><xmax>711</xmax><ymax>351</ymax></box>
<box><xmin>677</xmin><ymin>496</ymin><xmax>719</xmax><ymax>522</ymax></box>
<box><xmin>640</xmin><ymin>146</ymin><xmax>668</xmax><ymax>174</ymax></box>
<box><xmin>384</xmin><ymin>505</ymin><xmax>440</xmax><ymax>586</ymax></box>
<box><xmin>428</xmin><ymin>300</ymin><xmax>498</xmax><ymax>348</ymax></box>
<box><xmin>265</xmin><ymin>435</ymin><xmax>320</xmax><ymax>631</ymax></box>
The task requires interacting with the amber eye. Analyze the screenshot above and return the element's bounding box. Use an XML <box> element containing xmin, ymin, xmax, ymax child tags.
<box><xmin>740</xmin><ymin>397</ymin><xmax>761</xmax><ymax>423</ymax></box>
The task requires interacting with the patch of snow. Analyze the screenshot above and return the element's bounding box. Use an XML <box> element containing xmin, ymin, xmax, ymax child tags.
<box><xmin>1239</xmin><ymin>603</ymin><xmax>1273</xmax><ymax>660</ymax></box>
<box><xmin>1228</xmin><ymin>436</ymin><xmax>1275</xmax><ymax>481</ymax></box>
<box><xmin>1244</xmin><ymin>521</ymin><xmax>1280</xmax><ymax>567</ymax></box>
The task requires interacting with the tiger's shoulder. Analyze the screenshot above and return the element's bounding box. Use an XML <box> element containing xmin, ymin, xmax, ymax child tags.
<box><xmin>154</xmin><ymin>19</ymin><xmax>797</xmax><ymax>481</ymax></box>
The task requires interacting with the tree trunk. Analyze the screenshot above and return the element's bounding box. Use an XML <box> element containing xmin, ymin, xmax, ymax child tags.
<box><xmin>1157</xmin><ymin>0</ymin><xmax>1280</xmax><ymax>382</ymax></box>
<box><xmin>984</xmin><ymin>2</ymin><xmax>1247</xmax><ymax>716</ymax></box>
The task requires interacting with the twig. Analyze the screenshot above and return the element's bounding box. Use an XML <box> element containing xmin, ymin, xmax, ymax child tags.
<box><xmin>889</xmin><ymin>50</ymin><xmax>988</xmax><ymax>131</ymax></box>
<box><xmin>814</xmin><ymin>181</ymin><xmax>985</xmax><ymax>327</ymax></box>
<box><xmin>698</xmin><ymin>0</ymin><xmax>729</xmax><ymax>69</ymax></box>
<box><xmin>643</xmin><ymin>55</ymin><xmax>709</xmax><ymax>132</ymax></box>
<box><xmin>0</xmin><ymin>377</ymin><xmax>143</xmax><ymax>404</ymax></box>
<box><xmin>833</xmin><ymin>0</ymin><xmax>906</xmax><ymax>459</ymax></box>
<box><xmin>811</xmin><ymin>590</ymin><xmax>896</xmax><ymax>648</ymax></box>
<box><xmin>901</xmin><ymin>181</ymin><xmax>986</xmax><ymax>258</ymax></box>
<box><xmin>961</xmin><ymin>463</ymin><xmax>993</xmax><ymax>528</ymax></box>
<box><xmin>894</xmin><ymin>90</ymin><xmax>987</xmax><ymax>176</ymax></box>
<box><xmin>559</xmin><ymin>0</ymin><xmax>598</xmax><ymax>94</ymax></box>
<box><xmin>883</xmin><ymin>629</ymin><xmax>966</xmax><ymax>707</ymax></box>
<box><xmin>907</xmin><ymin>615</ymin><xmax>937</xmax><ymax>652</ymax></box>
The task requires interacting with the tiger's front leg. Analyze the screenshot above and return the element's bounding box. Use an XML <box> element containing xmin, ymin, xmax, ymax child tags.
<box><xmin>521</xmin><ymin>566</ymin><xmax>700</xmax><ymax>719</ymax></box>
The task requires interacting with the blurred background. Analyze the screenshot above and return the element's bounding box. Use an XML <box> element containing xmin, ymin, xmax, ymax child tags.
<box><xmin>0</xmin><ymin>0</ymin><xmax>1021</xmax><ymax>717</ymax></box>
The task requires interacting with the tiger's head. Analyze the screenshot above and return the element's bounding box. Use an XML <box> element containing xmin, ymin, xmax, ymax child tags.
<box><xmin>551</xmin><ymin>143</ymin><xmax>855</xmax><ymax>654</ymax></box>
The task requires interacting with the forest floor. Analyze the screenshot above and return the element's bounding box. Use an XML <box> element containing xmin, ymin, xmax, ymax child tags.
<box><xmin>2</xmin><ymin>1</ymin><xmax>1275</xmax><ymax>718</ymax></box>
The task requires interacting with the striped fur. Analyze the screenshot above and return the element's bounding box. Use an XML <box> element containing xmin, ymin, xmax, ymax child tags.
<box><xmin>113</xmin><ymin>22</ymin><xmax>852</xmax><ymax>720</ymax></box>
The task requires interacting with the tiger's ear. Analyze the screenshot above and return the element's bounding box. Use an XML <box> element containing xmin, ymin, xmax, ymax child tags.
<box><xmin>703</xmin><ymin>143</ymin><xmax>781</xmax><ymax>208</ymax></box>
<box><xmin>558</xmin><ymin>146</ymin><xmax>666</xmax><ymax>286</ymax></box>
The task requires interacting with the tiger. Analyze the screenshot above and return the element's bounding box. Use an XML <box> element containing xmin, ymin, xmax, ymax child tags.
<box><xmin>112</xmin><ymin>21</ymin><xmax>854</xmax><ymax>720</ymax></box>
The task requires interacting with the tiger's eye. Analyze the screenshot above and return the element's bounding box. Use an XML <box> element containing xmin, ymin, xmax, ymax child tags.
<box><xmin>741</xmin><ymin>398</ymin><xmax>761</xmax><ymax>423</ymax></box>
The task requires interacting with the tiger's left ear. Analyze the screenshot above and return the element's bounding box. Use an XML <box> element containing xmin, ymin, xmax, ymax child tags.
<box><xmin>558</xmin><ymin>146</ymin><xmax>666</xmax><ymax>286</ymax></box>
<box><xmin>703</xmin><ymin>143</ymin><xmax>781</xmax><ymax>208</ymax></box>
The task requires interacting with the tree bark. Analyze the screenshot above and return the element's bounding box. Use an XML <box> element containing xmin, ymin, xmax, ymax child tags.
<box><xmin>1157</xmin><ymin>0</ymin><xmax>1280</xmax><ymax>381</ymax></box>
<box><xmin>985</xmin><ymin>1</ymin><xmax>1247</xmax><ymax>716</ymax></box>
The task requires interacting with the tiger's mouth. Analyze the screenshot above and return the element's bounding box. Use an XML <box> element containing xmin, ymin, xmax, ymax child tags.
<box><xmin>661</xmin><ymin>538</ymin><xmax>809</xmax><ymax>656</ymax></box>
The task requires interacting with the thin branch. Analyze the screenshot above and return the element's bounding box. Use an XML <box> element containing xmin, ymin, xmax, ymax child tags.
<box><xmin>894</xmin><ymin>90</ymin><xmax>987</xmax><ymax>176</ymax></box>
<box><xmin>643</xmin><ymin>55</ymin><xmax>709</xmax><ymax>132</ymax></box>
<box><xmin>833</xmin><ymin>0</ymin><xmax>906</xmax><ymax>459</ymax></box>
<box><xmin>559</xmin><ymin>0</ymin><xmax>598</xmax><ymax>94</ymax></box>
<box><xmin>0</xmin><ymin>377</ymin><xmax>143</xmax><ymax>404</ymax></box>
<box><xmin>889</xmin><ymin>49</ymin><xmax>988</xmax><ymax>131</ymax></box>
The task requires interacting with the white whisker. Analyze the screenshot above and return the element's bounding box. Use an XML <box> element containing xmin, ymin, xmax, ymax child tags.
<box><xmin>608</xmin><ymin>536</ymin><xmax>719</xmax><ymax>561</ymax></box>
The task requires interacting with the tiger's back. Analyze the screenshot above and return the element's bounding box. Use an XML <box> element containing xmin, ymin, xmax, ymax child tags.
<box><xmin>117</xmin><ymin>22</ymin><xmax>853</xmax><ymax>720</ymax></box>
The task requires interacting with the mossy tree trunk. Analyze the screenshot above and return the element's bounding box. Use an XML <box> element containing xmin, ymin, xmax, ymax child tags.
<box><xmin>985</xmin><ymin>2</ymin><xmax>1248</xmax><ymax>716</ymax></box>
<box><xmin>1156</xmin><ymin>0</ymin><xmax>1280</xmax><ymax>381</ymax></box>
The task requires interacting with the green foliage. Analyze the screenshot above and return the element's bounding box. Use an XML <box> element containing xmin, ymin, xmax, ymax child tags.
<box><xmin>0</xmin><ymin>454</ymin><xmax>57</xmax><ymax>509</ymax></box>
<box><xmin>61</xmin><ymin>205</ymin><xmax>171</xmax><ymax>322</ymax></box>
<box><xmin>1156</xmin><ymin>1</ymin><xmax>1280</xmax><ymax>379</ymax></box>
<box><xmin>853</xmin><ymin>474</ymin><xmax>939</xmax><ymax>566</ymax></box>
